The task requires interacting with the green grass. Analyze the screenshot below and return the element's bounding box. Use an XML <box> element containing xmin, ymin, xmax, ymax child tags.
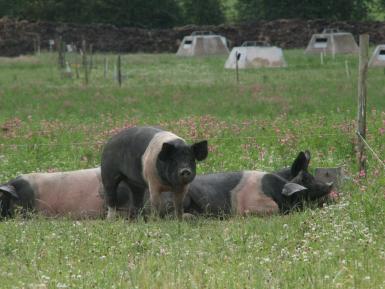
<box><xmin>0</xmin><ymin>50</ymin><xmax>384</xmax><ymax>288</ymax></box>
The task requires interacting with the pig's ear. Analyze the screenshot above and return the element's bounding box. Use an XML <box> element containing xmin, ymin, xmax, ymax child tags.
<box><xmin>192</xmin><ymin>140</ymin><xmax>208</xmax><ymax>161</ymax></box>
<box><xmin>158</xmin><ymin>142</ymin><xmax>176</xmax><ymax>161</ymax></box>
<box><xmin>0</xmin><ymin>185</ymin><xmax>19</xmax><ymax>199</ymax></box>
<box><xmin>291</xmin><ymin>151</ymin><xmax>309</xmax><ymax>176</ymax></box>
<box><xmin>281</xmin><ymin>183</ymin><xmax>307</xmax><ymax>196</ymax></box>
<box><xmin>304</xmin><ymin>150</ymin><xmax>311</xmax><ymax>164</ymax></box>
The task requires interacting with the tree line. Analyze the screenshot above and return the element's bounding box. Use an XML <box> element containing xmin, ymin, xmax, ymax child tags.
<box><xmin>0</xmin><ymin>0</ymin><xmax>382</xmax><ymax>28</ymax></box>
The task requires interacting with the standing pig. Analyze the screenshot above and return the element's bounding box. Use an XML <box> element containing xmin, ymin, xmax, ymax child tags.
<box><xmin>0</xmin><ymin>168</ymin><xmax>134</xmax><ymax>219</ymax></box>
<box><xmin>101</xmin><ymin>126</ymin><xmax>208</xmax><ymax>219</ymax></box>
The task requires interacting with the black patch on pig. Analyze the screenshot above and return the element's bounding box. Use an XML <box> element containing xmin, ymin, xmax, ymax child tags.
<box><xmin>261</xmin><ymin>173</ymin><xmax>296</xmax><ymax>213</ymax></box>
<box><xmin>101</xmin><ymin>127</ymin><xmax>163</xmax><ymax>207</ymax></box>
<box><xmin>187</xmin><ymin>172</ymin><xmax>243</xmax><ymax>215</ymax></box>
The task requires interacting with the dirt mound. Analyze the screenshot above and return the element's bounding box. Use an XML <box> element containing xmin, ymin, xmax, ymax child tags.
<box><xmin>1</xmin><ymin>17</ymin><xmax>385</xmax><ymax>56</ymax></box>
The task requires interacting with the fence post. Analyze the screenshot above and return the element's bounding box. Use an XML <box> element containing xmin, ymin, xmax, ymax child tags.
<box><xmin>33</xmin><ymin>35</ymin><xmax>41</xmax><ymax>55</ymax></box>
<box><xmin>89</xmin><ymin>44</ymin><xmax>93</xmax><ymax>70</ymax></box>
<box><xmin>345</xmin><ymin>60</ymin><xmax>350</xmax><ymax>78</ymax></box>
<box><xmin>82</xmin><ymin>40</ymin><xmax>89</xmax><ymax>85</ymax></box>
<box><xmin>235</xmin><ymin>51</ymin><xmax>240</xmax><ymax>84</ymax></box>
<box><xmin>117</xmin><ymin>55</ymin><xmax>122</xmax><ymax>87</ymax></box>
<box><xmin>104</xmin><ymin>56</ymin><xmax>108</xmax><ymax>79</ymax></box>
<box><xmin>75</xmin><ymin>62</ymin><xmax>80</xmax><ymax>79</ymax></box>
<box><xmin>357</xmin><ymin>34</ymin><xmax>369</xmax><ymax>175</ymax></box>
<box><xmin>58</xmin><ymin>36</ymin><xmax>65</xmax><ymax>69</ymax></box>
<box><xmin>36</xmin><ymin>35</ymin><xmax>41</xmax><ymax>55</ymax></box>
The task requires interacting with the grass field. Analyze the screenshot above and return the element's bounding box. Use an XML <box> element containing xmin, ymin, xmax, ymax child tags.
<box><xmin>0</xmin><ymin>50</ymin><xmax>384</xmax><ymax>289</ymax></box>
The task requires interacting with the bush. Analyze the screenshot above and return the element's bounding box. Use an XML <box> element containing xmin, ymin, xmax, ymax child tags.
<box><xmin>0</xmin><ymin>0</ymin><xmax>183</xmax><ymax>28</ymax></box>
<box><xmin>236</xmin><ymin>0</ymin><xmax>373</xmax><ymax>22</ymax></box>
<box><xmin>171</xmin><ymin>0</ymin><xmax>225</xmax><ymax>25</ymax></box>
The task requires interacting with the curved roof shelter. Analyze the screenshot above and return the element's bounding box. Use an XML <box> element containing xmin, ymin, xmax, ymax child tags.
<box><xmin>369</xmin><ymin>45</ymin><xmax>385</xmax><ymax>67</ymax></box>
<box><xmin>305</xmin><ymin>28</ymin><xmax>358</xmax><ymax>55</ymax></box>
<box><xmin>224</xmin><ymin>41</ymin><xmax>287</xmax><ymax>69</ymax></box>
<box><xmin>176</xmin><ymin>31</ymin><xmax>229</xmax><ymax>57</ymax></box>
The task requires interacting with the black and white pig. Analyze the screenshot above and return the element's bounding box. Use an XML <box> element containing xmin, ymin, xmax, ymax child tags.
<box><xmin>0</xmin><ymin>168</ymin><xmax>134</xmax><ymax>219</ymax></box>
<box><xmin>101</xmin><ymin>126</ymin><xmax>208</xmax><ymax>219</ymax></box>
<box><xmin>159</xmin><ymin>151</ymin><xmax>336</xmax><ymax>216</ymax></box>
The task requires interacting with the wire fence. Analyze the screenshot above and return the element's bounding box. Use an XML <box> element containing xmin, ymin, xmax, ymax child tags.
<box><xmin>1</xmin><ymin>127</ymin><xmax>383</xmax><ymax>174</ymax></box>
<box><xmin>1</xmin><ymin>131</ymin><xmax>382</xmax><ymax>167</ymax></box>
<box><xmin>356</xmin><ymin>131</ymin><xmax>385</xmax><ymax>170</ymax></box>
<box><xmin>53</xmin><ymin>49</ymin><xmax>362</xmax><ymax>87</ymax></box>
<box><xmin>1</xmin><ymin>49</ymin><xmax>384</xmax><ymax>173</ymax></box>
<box><xmin>0</xmin><ymin>132</ymin><xmax>350</xmax><ymax>148</ymax></box>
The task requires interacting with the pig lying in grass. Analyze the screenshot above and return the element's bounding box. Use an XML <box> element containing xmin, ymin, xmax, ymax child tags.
<box><xmin>0</xmin><ymin>168</ymin><xmax>133</xmax><ymax>219</ymax></box>
<box><xmin>159</xmin><ymin>151</ymin><xmax>337</xmax><ymax>217</ymax></box>
<box><xmin>0</xmin><ymin>152</ymin><xmax>337</xmax><ymax>219</ymax></box>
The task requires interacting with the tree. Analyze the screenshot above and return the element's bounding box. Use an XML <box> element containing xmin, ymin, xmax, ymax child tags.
<box><xmin>181</xmin><ymin>0</ymin><xmax>225</xmax><ymax>25</ymax></box>
<box><xmin>92</xmin><ymin>0</ymin><xmax>182</xmax><ymax>28</ymax></box>
<box><xmin>236</xmin><ymin>0</ymin><xmax>374</xmax><ymax>22</ymax></box>
<box><xmin>0</xmin><ymin>0</ymin><xmax>183</xmax><ymax>28</ymax></box>
<box><xmin>0</xmin><ymin>0</ymin><xmax>28</xmax><ymax>18</ymax></box>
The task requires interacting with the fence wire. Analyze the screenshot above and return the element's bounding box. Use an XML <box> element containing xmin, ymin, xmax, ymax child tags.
<box><xmin>356</xmin><ymin>131</ymin><xmax>385</xmax><ymax>170</ymax></box>
<box><xmin>0</xmin><ymin>132</ymin><xmax>349</xmax><ymax>148</ymax></box>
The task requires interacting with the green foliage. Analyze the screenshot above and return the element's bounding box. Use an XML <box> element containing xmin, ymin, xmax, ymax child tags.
<box><xmin>93</xmin><ymin>0</ymin><xmax>183</xmax><ymax>28</ymax></box>
<box><xmin>236</xmin><ymin>0</ymin><xmax>374</xmax><ymax>21</ymax></box>
<box><xmin>0</xmin><ymin>0</ymin><xmax>25</xmax><ymax>18</ymax></box>
<box><xmin>1</xmin><ymin>0</ymin><xmax>384</xmax><ymax>26</ymax></box>
<box><xmin>0</xmin><ymin>0</ymin><xmax>183</xmax><ymax>28</ymax></box>
<box><xmin>180</xmin><ymin>0</ymin><xmax>226</xmax><ymax>25</ymax></box>
<box><xmin>369</xmin><ymin>0</ymin><xmax>385</xmax><ymax>20</ymax></box>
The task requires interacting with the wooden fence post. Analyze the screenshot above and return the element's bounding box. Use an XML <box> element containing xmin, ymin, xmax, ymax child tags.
<box><xmin>36</xmin><ymin>35</ymin><xmax>41</xmax><ymax>55</ymax></box>
<box><xmin>345</xmin><ymin>60</ymin><xmax>350</xmax><ymax>78</ymax></box>
<box><xmin>117</xmin><ymin>55</ymin><xmax>122</xmax><ymax>87</ymax></box>
<box><xmin>58</xmin><ymin>36</ymin><xmax>65</xmax><ymax>69</ymax></box>
<box><xmin>82</xmin><ymin>40</ymin><xmax>89</xmax><ymax>85</ymax></box>
<box><xmin>75</xmin><ymin>62</ymin><xmax>80</xmax><ymax>79</ymax></box>
<box><xmin>104</xmin><ymin>56</ymin><xmax>108</xmax><ymax>79</ymax></box>
<box><xmin>89</xmin><ymin>44</ymin><xmax>93</xmax><ymax>70</ymax></box>
<box><xmin>235</xmin><ymin>51</ymin><xmax>241</xmax><ymax>84</ymax></box>
<box><xmin>357</xmin><ymin>34</ymin><xmax>369</xmax><ymax>175</ymax></box>
<box><xmin>33</xmin><ymin>35</ymin><xmax>41</xmax><ymax>55</ymax></box>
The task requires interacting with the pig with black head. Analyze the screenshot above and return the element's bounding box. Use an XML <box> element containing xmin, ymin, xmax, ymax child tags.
<box><xmin>160</xmin><ymin>151</ymin><xmax>334</xmax><ymax>216</ymax></box>
<box><xmin>101</xmin><ymin>126</ymin><xmax>208</xmax><ymax>219</ymax></box>
<box><xmin>0</xmin><ymin>168</ymin><xmax>136</xmax><ymax>219</ymax></box>
<box><xmin>274</xmin><ymin>150</ymin><xmax>336</xmax><ymax>207</ymax></box>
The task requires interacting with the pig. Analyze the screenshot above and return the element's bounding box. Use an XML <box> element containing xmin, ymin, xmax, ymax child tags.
<box><xmin>100</xmin><ymin>126</ymin><xmax>208</xmax><ymax>219</ymax></box>
<box><xmin>273</xmin><ymin>150</ymin><xmax>337</xmax><ymax>205</ymax></box>
<box><xmin>274</xmin><ymin>150</ymin><xmax>312</xmax><ymax>181</ymax></box>
<box><xmin>159</xmin><ymin>151</ymin><xmax>335</xmax><ymax>217</ymax></box>
<box><xmin>0</xmin><ymin>168</ymin><xmax>134</xmax><ymax>219</ymax></box>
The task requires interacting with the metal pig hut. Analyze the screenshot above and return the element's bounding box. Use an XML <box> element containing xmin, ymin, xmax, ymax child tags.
<box><xmin>224</xmin><ymin>41</ymin><xmax>287</xmax><ymax>69</ymax></box>
<box><xmin>304</xmin><ymin>28</ymin><xmax>358</xmax><ymax>55</ymax></box>
<box><xmin>176</xmin><ymin>31</ymin><xmax>229</xmax><ymax>57</ymax></box>
<box><xmin>369</xmin><ymin>45</ymin><xmax>385</xmax><ymax>67</ymax></box>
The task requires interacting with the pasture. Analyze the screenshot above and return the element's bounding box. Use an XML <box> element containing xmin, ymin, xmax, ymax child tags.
<box><xmin>0</xmin><ymin>50</ymin><xmax>384</xmax><ymax>288</ymax></box>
